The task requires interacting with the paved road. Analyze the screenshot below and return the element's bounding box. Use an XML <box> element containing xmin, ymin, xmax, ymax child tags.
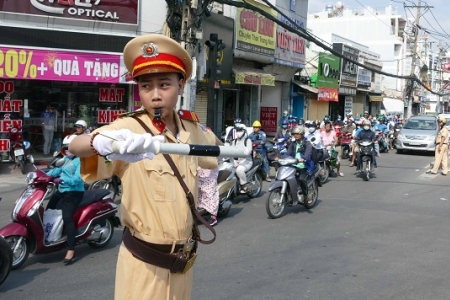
<box><xmin>1</xmin><ymin>151</ymin><xmax>450</xmax><ymax>300</ymax></box>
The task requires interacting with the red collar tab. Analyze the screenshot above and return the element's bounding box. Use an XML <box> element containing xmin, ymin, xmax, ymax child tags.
<box><xmin>152</xmin><ymin>108</ymin><xmax>166</xmax><ymax>132</ymax></box>
<box><xmin>178</xmin><ymin>110</ymin><xmax>199</xmax><ymax>123</ymax></box>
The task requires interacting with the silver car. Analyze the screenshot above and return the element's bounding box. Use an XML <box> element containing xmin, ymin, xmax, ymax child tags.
<box><xmin>396</xmin><ymin>116</ymin><xmax>438</xmax><ymax>153</ymax></box>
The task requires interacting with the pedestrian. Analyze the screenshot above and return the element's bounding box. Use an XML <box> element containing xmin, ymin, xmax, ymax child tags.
<box><xmin>69</xmin><ymin>34</ymin><xmax>218</xmax><ymax>300</ymax></box>
<box><xmin>249</xmin><ymin>120</ymin><xmax>271</xmax><ymax>182</ymax></box>
<box><xmin>426</xmin><ymin>117</ymin><xmax>448</xmax><ymax>176</ymax></box>
<box><xmin>45</xmin><ymin>135</ymin><xmax>84</xmax><ymax>265</ymax></box>
<box><xmin>41</xmin><ymin>103</ymin><xmax>60</xmax><ymax>156</ymax></box>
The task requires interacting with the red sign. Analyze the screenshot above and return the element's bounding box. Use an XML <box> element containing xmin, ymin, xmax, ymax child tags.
<box><xmin>97</xmin><ymin>109</ymin><xmax>126</xmax><ymax>124</ymax></box>
<box><xmin>1</xmin><ymin>0</ymin><xmax>138</xmax><ymax>25</ymax></box>
<box><xmin>0</xmin><ymin>140</ymin><xmax>10</xmax><ymax>152</ymax></box>
<box><xmin>318</xmin><ymin>87</ymin><xmax>339</xmax><ymax>102</ymax></box>
<box><xmin>99</xmin><ymin>88</ymin><xmax>125</xmax><ymax>102</ymax></box>
<box><xmin>260</xmin><ymin>107</ymin><xmax>277</xmax><ymax>133</ymax></box>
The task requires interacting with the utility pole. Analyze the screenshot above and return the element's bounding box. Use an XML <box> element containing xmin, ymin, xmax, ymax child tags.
<box><xmin>405</xmin><ymin>1</ymin><xmax>432</xmax><ymax>117</ymax></box>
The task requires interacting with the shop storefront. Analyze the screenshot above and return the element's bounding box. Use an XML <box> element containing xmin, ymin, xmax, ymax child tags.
<box><xmin>0</xmin><ymin>45</ymin><xmax>132</xmax><ymax>153</ymax></box>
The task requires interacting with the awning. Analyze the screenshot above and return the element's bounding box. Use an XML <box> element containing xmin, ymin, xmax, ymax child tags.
<box><xmin>382</xmin><ymin>97</ymin><xmax>404</xmax><ymax>113</ymax></box>
<box><xmin>369</xmin><ymin>95</ymin><xmax>383</xmax><ymax>102</ymax></box>
<box><xmin>292</xmin><ymin>80</ymin><xmax>319</xmax><ymax>94</ymax></box>
<box><xmin>233</xmin><ymin>66</ymin><xmax>275</xmax><ymax>86</ymax></box>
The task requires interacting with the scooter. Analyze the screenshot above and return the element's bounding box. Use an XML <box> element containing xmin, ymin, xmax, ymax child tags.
<box><xmin>0</xmin><ymin>169</ymin><xmax>121</xmax><ymax>269</ymax></box>
<box><xmin>8</xmin><ymin>126</ymin><xmax>34</xmax><ymax>174</ymax></box>
<box><xmin>376</xmin><ymin>130</ymin><xmax>389</xmax><ymax>153</ymax></box>
<box><xmin>339</xmin><ymin>132</ymin><xmax>353</xmax><ymax>159</ymax></box>
<box><xmin>266</xmin><ymin>157</ymin><xmax>322</xmax><ymax>219</ymax></box>
<box><xmin>358</xmin><ymin>140</ymin><xmax>375</xmax><ymax>181</ymax></box>
<box><xmin>0</xmin><ymin>198</ymin><xmax>12</xmax><ymax>287</ymax></box>
<box><xmin>197</xmin><ymin>159</ymin><xmax>235</xmax><ymax>218</ymax></box>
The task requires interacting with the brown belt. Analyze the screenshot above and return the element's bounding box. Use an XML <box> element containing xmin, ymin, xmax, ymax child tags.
<box><xmin>122</xmin><ymin>227</ymin><xmax>197</xmax><ymax>274</ymax></box>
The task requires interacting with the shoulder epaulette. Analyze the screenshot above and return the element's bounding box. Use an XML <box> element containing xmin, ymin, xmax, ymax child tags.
<box><xmin>178</xmin><ymin>109</ymin><xmax>199</xmax><ymax>123</ymax></box>
<box><xmin>119</xmin><ymin>109</ymin><xmax>147</xmax><ymax>118</ymax></box>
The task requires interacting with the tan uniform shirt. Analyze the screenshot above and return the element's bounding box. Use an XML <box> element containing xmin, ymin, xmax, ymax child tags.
<box><xmin>436</xmin><ymin>127</ymin><xmax>449</xmax><ymax>145</ymax></box>
<box><xmin>80</xmin><ymin>112</ymin><xmax>217</xmax><ymax>300</ymax></box>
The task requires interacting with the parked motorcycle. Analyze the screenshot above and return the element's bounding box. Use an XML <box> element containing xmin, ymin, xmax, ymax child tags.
<box><xmin>0</xmin><ymin>169</ymin><xmax>121</xmax><ymax>269</ymax></box>
<box><xmin>266</xmin><ymin>157</ymin><xmax>322</xmax><ymax>219</ymax></box>
<box><xmin>8</xmin><ymin>126</ymin><xmax>34</xmax><ymax>174</ymax></box>
<box><xmin>339</xmin><ymin>132</ymin><xmax>353</xmax><ymax>159</ymax></box>
<box><xmin>197</xmin><ymin>159</ymin><xmax>235</xmax><ymax>218</ymax></box>
<box><xmin>358</xmin><ymin>140</ymin><xmax>375</xmax><ymax>181</ymax></box>
<box><xmin>0</xmin><ymin>198</ymin><xmax>12</xmax><ymax>286</ymax></box>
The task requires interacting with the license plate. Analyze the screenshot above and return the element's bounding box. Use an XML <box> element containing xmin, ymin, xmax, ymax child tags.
<box><xmin>408</xmin><ymin>142</ymin><xmax>421</xmax><ymax>146</ymax></box>
<box><xmin>14</xmin><ymin>149</ymin><xmax>24</xmax><ymax>156</ymax></box>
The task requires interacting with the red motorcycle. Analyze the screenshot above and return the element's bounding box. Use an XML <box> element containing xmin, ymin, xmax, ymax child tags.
<box><xmin>8</xmin><ymin>126</ymin><xmax>34</xmax><ymax>174</ymax></box>
<box><xmin>0</xmin><ymin>169</ymin><xmax>121</xmax><ymax>269</ymax></box>
<box><xmin>333</xmin><ymin>124</ymin><xmax>342</xmax><ymax>145</ymax></box>
<box><xmin>339</xmin><ymin>132</ymin><xmax>353</xmax><ymax>159</ymax></box>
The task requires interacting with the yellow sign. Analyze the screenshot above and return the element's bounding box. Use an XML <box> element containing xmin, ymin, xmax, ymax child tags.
<box><xmin>235</xmin><ymin>0</ymin><xmax>276</xmax><ymax>55</ymax></box>
<box><xmin>235</xmin><ymin>72</ymin><xmax>275</xmax><ymax>86</ymax></box>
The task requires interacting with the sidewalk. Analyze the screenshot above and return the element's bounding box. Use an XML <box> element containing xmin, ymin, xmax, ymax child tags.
<box><xmin>0</xmin><ymin>151</ymin><xmax>53</xmax><ymax>178</ymax></box>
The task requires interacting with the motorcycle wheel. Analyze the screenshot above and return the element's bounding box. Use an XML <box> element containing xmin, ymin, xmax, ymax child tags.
<box><xmin>266</xmin><ymin>187</ymin><xmax>286</xmax><ymax>219</ymax></box>
<box><xmin>5</xmin><ymin>236</ymin><xmax>29</xmax><ymax>270</ymax></box>
<box><xmin>363</xmin><ymin>161</ymin><xmax>370</xmax><ymax>181</ymax></box>
<box><xmin>89</xmin><ymin>179</ymin><xmax>117</xmax><ymax>201</ymax></box>
<box><xmin>19</xmin><ymin>160</ymin><xmax>26</xmax><ymax>174</ymax></box>
<box><xmin>303</xmin><ymin>181</ymin><xmax>318</xmax><ymax>209</ymax></box>
<box><xmin>248</xmin><ymin>173</ymin><xmax>263</xmax><ymax>198</ymax></box>
<box><xmin>342</xmin><ymin>148</ymin><xmax>349</xmax><ymax>159</ymax></box>
<box><xmin>87</xmin><ymin>218</ymin><xmax>114</xmax><ymax>249</ymax></box>
<box><xmin>0</xmin><ymin>237</ymin><xmax>12</xmax><ymax>286</ymax></box>
<box><xmin>319</xmin><ymin>164</ymin><xmax>329</xmax><ymax>184</ymax></box>
<box><xmin>217</xmin><ymin>199</ymin><xmax>231</xmax><ymax>217</ymax></box>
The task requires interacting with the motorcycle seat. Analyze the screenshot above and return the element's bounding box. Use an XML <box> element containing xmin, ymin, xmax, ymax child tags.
<box><xmin>79</xmin><ymin>189</ymin><xmax>111</xmax><ymax>207</ymax></box>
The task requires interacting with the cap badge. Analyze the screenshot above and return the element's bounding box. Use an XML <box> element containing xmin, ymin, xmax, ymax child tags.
<box><xmin>142</xmin><ymin>43</ymin><xmax>158</xmax><ymax>58</ymax></box>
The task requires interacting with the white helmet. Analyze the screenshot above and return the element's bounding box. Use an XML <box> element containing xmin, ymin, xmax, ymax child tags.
<box><xmin>62</xmin><ymin>134</ymin><xmax>77</xmax><ymax>149</ymax></box>
<box><xmin>75</xmin><ymin>119</ymin><xmax>87</xmax><ymax>128</ymax></box>
<box><xmin>291</xmin><ymin>125</ymin><xmax>305</xmax><ymax>135</ymax></box>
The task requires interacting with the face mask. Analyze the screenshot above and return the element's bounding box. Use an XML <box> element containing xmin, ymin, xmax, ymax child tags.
<box><xmin>308</xmin><ymin>127</ymin><xmax>315</xmax><ymax>133</ymax></box>
<box><xmin>237</xmin><ymin>131</ymin><xmax>244</xmax><ymax>138</ymax></box>
<box><xmin>363</xmin><ymin>126</ymin><xmax>370</xmax><ymax>130</ymax></box>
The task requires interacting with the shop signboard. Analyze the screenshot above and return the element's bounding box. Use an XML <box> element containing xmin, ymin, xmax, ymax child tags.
<box><xmin>274</xmin><ymin>13</ymin><xmax>306</xmax><ymax>68</ymax></box>
<box><xmin>1</xmin><ymin>0</ymin><xmax>138</xmax><ymax>25</ymax></box>
<box><xmin>260</xmin><ymin>107</ymin><xmax>277</xmax><ymax>132</ymax></box>
<box><xmin>0</xmin><ymin>81</ymin><xmax>23</xmax><ymax>151</ymax></box>
<box><xmin>333</xmin><ymin>43</ymin><xmax>360</xmax><ymax>88</ymax></box>
<box><xmin>235</xmin><ymin>0</ymin><xmax>277</xmax><ymax>56</ymax></box>
<box><xmin>344</xmin><ymin>96</ymin><xmax>353</xmax><ymax>116</ymax></box>
<box><xmin>99</xmin><ymin>87</ymin><xmax>125</xmax><ymax>102</ymax></box>
<box><xmin>0</xmin><ymin>45</ymin><xmax>128</xmax><ymax>84</ymax></box>
<box><xmin>235</xmin><ymin>72</ymin><xmax>275</xmax><ymax>86</ymax></box>
<box><xmin>318</xmin><ymin>87</ymin><xmax>338</xmax><ymax>102</ymax></box>
<box><xmin>97</xmin><ymin>109</ymin><xmax>126</xmax><ymax>124</ymax></box>
<box><xmin>357</xmin><ymin>68</ymin><xmax>371</xmax><ymax>87</ymax></box>
<box><xmin>316</xmin><ymin>52</ymin><xmax>340</xmax><ymax>89</ymax></box>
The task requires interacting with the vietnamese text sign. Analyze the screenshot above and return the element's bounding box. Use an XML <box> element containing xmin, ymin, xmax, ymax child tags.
<box><xmin>235</xmin><ymin>72</ymin><xmax>275</xmax><ymax>86</ymax></box>
<box><xmin>274</xmin><ymin>13</ymin><xmax>306</xmax><ymax>68</ymax></box>
<box><xmin>318</xmin><ymin>87</ymin><xmax>338</xmax><ymax>102</ymax></box>
<box><xmin>260</xmin><ymin>107</ymin><xmax>277</xmax><ymax>132</ymax></box>
<box><xmin>0</xmin><ymin>46</ymin><xmax>123</xmax><ymax>83</ymax></box>
<box><xmin>1</xmin><ymin>0</ymin><xmax>138</xmax><ymax>25</ymax></box>
<box><xmin>317</xmin><ymin>52</ymin><xmax>340</xmax><ymax>89</ymax></box>
<box><xmin>358</xmin><ymin>68</ymin><xmax>371</xmax><ymax>87</ymax></box>
<box><xmin>344</xmin><ymin>96</ymin><xmax>353</xmax><ymax>116</ymax></box>
<box><xmin>236</xmin><ymin>0</ymin><xmax>276</xmax><ymax>56</ymax></box>
<box><xmin>97</xmin><ymin>109</ymin><xmax>126</xmax><ymax>124</ymax></box>
<box><xmin>333</xmin><ymin>43</ymin><xmax>359</xmax><ymax>87</ymax></box>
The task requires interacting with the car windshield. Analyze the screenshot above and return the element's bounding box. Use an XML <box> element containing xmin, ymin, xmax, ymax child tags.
<box><xmin>403</xmin><ymin>119</ymin><xmax>436</xmax><ymax>130</ymax></box>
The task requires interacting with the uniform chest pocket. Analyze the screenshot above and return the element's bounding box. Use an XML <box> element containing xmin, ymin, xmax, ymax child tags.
<box><xmin>143</xmin><ymin>160</ymin><xmax>176</xmax><ymax>202</ymax></box>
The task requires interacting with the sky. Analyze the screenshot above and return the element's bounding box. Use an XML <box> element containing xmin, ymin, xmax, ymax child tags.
<box><xmin>307</xmin><ymin>0</ymin><xmax>450</xmax><ymax>49</ymax></box>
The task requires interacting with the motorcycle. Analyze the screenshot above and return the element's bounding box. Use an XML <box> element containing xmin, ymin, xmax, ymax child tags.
<box><xmin>8</xmin><ymin>126</ymin><xmax>34</xmax><ymax>174</ymax></box>
<box><xmin>339</xmin><ymin>132</ymin><xmax>353</xmax><ymax>159</ymax></box>
<box><xmin>0</xmin><ymin>169</ymin><xmax>121</xmax><ymax>269</ymax></box>
<box><xmin>266</xmin><ymin>157</ymin><xmax>322</xmax><ymax>219</ymax></box>
<box><xmin>334</xmin><ymin>124</ymin><xmax>342</xmax><ymax>145</ymax></box>
<box><xmin>358</xmin><ymin>140</ymin><xmax>375</xmax><ymax>181</ymax></box>
<box><xmin>266</xmin><ymin>137</ymin><xmax>291</xmax><ymax>169</ymax></box>
<box><xmin>317</xmin><ymin>149</ymin><xmax>331</xmax><ymax>184</ymax></box>
<box><xmin>376</xmin><ymin>130</ymin><xmax>389</xmax><ymax>153</ymax></box>
<box><xmin>197</xmin><ymin>159</ymin><xmax>235</xmax><ymax>218</ymax></box>
<box><xmin>0</xmin><ymin>199</ymin><xmax>12</xmax><ymax>287</ymax></box>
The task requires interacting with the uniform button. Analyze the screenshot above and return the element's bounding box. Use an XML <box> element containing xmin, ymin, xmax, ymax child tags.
<box><xmin>158</xmin><ymin>167</ymin><xmax>162</xmax><ymax>172</ymax></box>
<box><xmin>182</xmin><ymin>175</ymin><xmax>185</xmax><ymax>178</ymax></box>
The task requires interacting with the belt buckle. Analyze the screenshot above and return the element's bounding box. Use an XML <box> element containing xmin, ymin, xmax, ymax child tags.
<box><xmin>182</xmin><ymin>239</ymin><xmax>195</xmax><ymax>257</ymax></box>
<box><xmin>182</xmin><ymin>253</ymin><xmax>197</xmax><ymax>274</ymax></box>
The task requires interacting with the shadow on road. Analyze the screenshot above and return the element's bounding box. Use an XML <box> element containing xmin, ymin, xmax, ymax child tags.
<box><xmin>0</xmin><ymin>267</ymin><xmax>49</xmax><ymax>291</ymax></box>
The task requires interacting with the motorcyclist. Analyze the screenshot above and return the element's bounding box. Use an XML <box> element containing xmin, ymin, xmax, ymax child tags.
<box><xmin>341</xmin><ymin>119</ymin><xmax>356</xmax><ymax>134</ymax></box>
<box><xmin>288</xmin><ymin>116</ymin><xmax>297</xmax><ymax>130</ymax></box>
<box><xmin>305</xmin><ymin>121</ymin><xmax>328</xmax><ymax>161</ymax></box>
<box><xmin>349</xmin><ymin>118</ymin><xmax>362</xmax><ymax>167</ymax></box>
<box><xmin>249</xmin><ymin>120</ymin><xmax>271</xmax><ymax>182</ymax></box>
<box><xmin>278</xmin><ymin>110</ymin><xmax>289</xmax><ymax>127</ymax></box>
<box><xmin>226</xmin><ymin>117</ymin><xmax>242</xmax><ymax>143</ymax></box>
<box><xmin>74</xmin><ymin>119</ymin><xmax>90</xmax><ymax>135</ymax></box>
<box><xmin>286</xmin><ymin>126</ymin><xmax>315</xmax><ymax>204</ymax></box>
<box><xmin>320</xmin><ymin>115</ymin><xmax>331</xmax><ymax>130</ymax></box>
<box><xmin>334</xmin><ymin>115</ymin><xmax>343</xmax><ymax>126</ymax></box>
<box><xmin>356</xmin><ymin>119</ymin><xmax>377</xmax><ymax>171</ymax></box>
<box><xmin>231</xmin><ymin>123</ymin><xmax>253</xmax><ymax>193</ymax></box>
<box><xmin>273</xmin><ymin>119</ymin><xmax>290</xmax><ymax>141</ymax></box>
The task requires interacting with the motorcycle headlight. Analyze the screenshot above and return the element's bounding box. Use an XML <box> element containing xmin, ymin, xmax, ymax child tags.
<box><xmin>12</xmin><ymin>187</ymin><xmax>34</xmax><ymax>221</ymax></box>
<box><xmin>26</xmin><ymin>172</ymin><xmax>37</xmax><ymax>185</ymax></box>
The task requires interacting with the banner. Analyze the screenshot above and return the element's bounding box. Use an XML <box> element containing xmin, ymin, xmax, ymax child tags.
<box><xmin>318</xmin><ymin>87</ymin><xmax>338</xmax><ymax>102</ymax></box>
<box><xmin>235</xmin><ymin>0</ymin><xmax>276</xmax><ymax>56</ymax></box>
<box><xmin>316</xmin><ymin>52</ymin><xmax>340</xmax><ymax>89</ymax></box>
<box><xmin>0</xmin><ymin>46</ymin><xmax>127</xmax><ymax>83</ymax></box>
<box><xmin>260</xmin><ymin>107</ymin><xmax>277</xmax><ymax>132</ymax></box>
<box><xmin>235</xmin><ymin>72</ymin><xmax>275</xmax><ymax>86</ymax></box>
<box><xmin>1</xmin><ymin>0</ymin><xmax>139</xmax><ymax>25</ymax></box>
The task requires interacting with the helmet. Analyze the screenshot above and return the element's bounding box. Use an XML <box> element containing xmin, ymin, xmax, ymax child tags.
<box><xmin>439</xmin><ymin>117</ymin><xmax>447</xmax><ymax>124</ymax></box>
<box><xmin>323</xmin><ymin>115</ymin><xmax>330</xmax><ymax>122</ymax></box>
<box><xmin>347</xmin><ymin>111</ymin><xmax>353</xmax><ymax>116</ymax></box>
<box><xmin>283</xmin><ymin>110</ymin><xmax>288</xmax><ymax>116</ymax></box>
<box><xmin>252</xmin><ymin>120</ymin><xmax>262</xmax><ymax>127</ymax></box>
<box><xmin>75</xmin><ymin>119</ymin><xmax>87</xmax><ymax>128</ymax></box>
<box><xmin>298</xmin><ymin>119</ymin><xmax>305</xmax><ymax>125</ymax></box>
<box><xmin>291</xmin><ymin>126</ymin><xmax>305</xmax><ymax>135</ymax></box>
<box><xmin>62</xmin><ymin>134</ymin><xmax>77</xmax><ymax>149</ymax></box>
<box><xmin>234</xmin><ymin>118</ymin><xmax>242</xmax><ymax>125</ymax></box>
<box><xmin>363</xmin><ymin>120</ymin><xmax>371</xmax><ymax>126</ymax></box>
<box><xmin>306</xmin><ymin>121</ymin><xmax>317</xmax><ymax>128</ymax></box>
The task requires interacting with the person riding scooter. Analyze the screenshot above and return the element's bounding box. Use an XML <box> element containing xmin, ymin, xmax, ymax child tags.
<box><xmin>249</xmin><ymin>120</ymin><xmax>271</xmax><ymax>182</ymax></box>
<box><xmin>305</xmin><ymin>121</ymin><xmax>328</xmax><ymax>161</ymax></box>
<box><xmin>356</xmin><ymin>120</ymin><xmax>377</xmax><ymax>171</ymax></box>
<box><xmin>232</xmin><ymin>123</ymin><xmax>253</xmax><ymax>193</ymax></box>
<box><xmin>286</xmin><ymin>126</ymin><xmax>315</xmax><ymax>204</ymax></box>
<box><xmin>46</xmin><ymin>135</ymin><xmax>84</xmax><ymax>265</ymax></box>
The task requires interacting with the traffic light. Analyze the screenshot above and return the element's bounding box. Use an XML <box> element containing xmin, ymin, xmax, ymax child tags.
<box><xmin>205</xmin><ymin>33</ymin><xmax>226</xmax><ymax>79</ymax></box>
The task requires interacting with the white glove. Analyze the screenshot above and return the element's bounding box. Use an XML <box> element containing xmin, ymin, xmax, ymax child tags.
<box><xmin>93</xmin><ymin>129</ymin><xmax>163</xmax><ymax>155</ymax></box>
<box><xmin>106</xmin><ymin>152</ymin><xmax>154</xmax><ymax>163</ymax></box>
<box><xmin>233</xmin><ymin>160</ymin><xmax>239</xmax><ymax>168</ymax></box>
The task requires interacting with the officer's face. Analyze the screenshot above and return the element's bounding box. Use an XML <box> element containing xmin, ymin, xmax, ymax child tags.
<box><xmin>137</xmin><ymin>72</ymin><xmax>184</xmax><ymax>119</ymax></box>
